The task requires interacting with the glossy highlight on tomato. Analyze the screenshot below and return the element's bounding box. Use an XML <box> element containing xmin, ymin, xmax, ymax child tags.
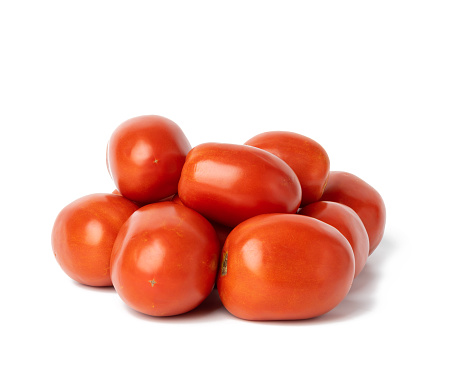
<box><xmin>299</xmin><ymin>201</ymin><xmax>369</xmax><ymax>277</ymax></box>
<box><xmin>110</xmin><ymin>202</ymin><xmax>220</xmax><ymax>316</ymax></box>
<box><xmin>245</xmin><ymin>131</ymin><xmax>330</xmax><ymax>206</ymax></box>
<box><xmin>178</xmin><ymin>143</ymin><xmax>302</xmax><ymax>227</ymax></box>
<box><xmin>51</xmin><ymin>193</ymin><xmax>138</xmax><ymax>286</ymax></box>
<box><xmin>217</xmin><ymin>213</ymin><xmax>355</xmax><ymax>320</ymax></box>
<box><xmin>107</xmin><ymin>115</ymin><xmax>191</xmax><ymax>205</ymax></box>
<box><xmin>320</xmin><ymin>171</ymin><xmax>386</xmax><ymax>255</ymax></box>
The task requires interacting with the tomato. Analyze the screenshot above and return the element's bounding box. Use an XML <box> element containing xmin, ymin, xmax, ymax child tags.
<box><xmin>298</xmin><ymin>201</ymin><xmax>369</xmax><ymax>277</ymax></box>
<box><xmin>217</xmin><ymin>213</ymin><xmax>354</xmax><ymax>320</ymax></box>
<box><xmin>110</xmin><ymin>202</ymin><xmax>219</xmax><ymax>316</ymax></box>
<box><xmin>51</xmin><ymin>193</ymin><xmax>138</xmax><ymax>286</ymax></box>
<box><xmin>245</xmin><ymin>131</ymin><xmax>330</xmax><ymax>206</ymax></box>
<box><xmin>107</xmin><ymin>115</ymin><xmax>191</xmax><ymax>204</ymax></box>
<box><xmin>178</xmin><ymin>143</ymin><xmax>302</xmax><ymax>227</ymax></box>
<box><xmin>320</xmin><ymin>171</ymin><xmax>386</xmax><ymax>255</ymax></box>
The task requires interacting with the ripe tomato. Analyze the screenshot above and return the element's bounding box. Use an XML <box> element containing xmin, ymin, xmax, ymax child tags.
<box><xmin>110</xmin><ymin>202</ymin><xmax>220</xmax><ymax>316</ymax></box>
<box><xmin>245</xmin><ymin>131</ymin><xmax>330</xmax><ymax>206</ymax></box>
<box><xmin>178</xmin><ymin>143</ymin><xmax>302</xmax><ymax>227</ymax></box>
<box><xmin>51</xmin><ymin>193</ymin><xmax>138</xmax><ymax>286</ymax></box>
<box><xmin>320</xmin><ymin>171</ymin><xmax>386</xmax><ymax>255</ymax></box>
<box><xmin>298</xmin><ymin>201</ymin><xmax>369</xmax><ymax>278</ymax></box>
<box><xmin>217</xmin><ymin>214</ymin><xmax>355</xmax><ymax>320</ymax></box>
<box><xmin>107</xmin><ymin>115</ymin><xmax>191</xmax><ymax>204</ymax></box>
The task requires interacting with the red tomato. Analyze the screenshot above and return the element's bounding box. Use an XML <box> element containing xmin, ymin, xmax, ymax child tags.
<box><xmin>320</xmin><ymin>171</ymin><xmax>386</xmax><ymax>255</ymax></box>
<box><xmin>110</xmin><ymin>202</ymin><xmax>219</xmax><ymax>316</ymax></box>
<box><xmin>171</xmin><ymin>193</ymin><xmax>232</xmax><ymax>248</ymax></box>
<box><xmin>51</xmin><ymin>193</ymin><xmax>138</xmax><ymax>286</ymax></box>
<box><xmin>245</xmin><ymin>131</ymin><xmax>330</xmax><ymax>206</ymax></box>
<box><xmin>217</xmin><ymin>214</ymin><xmax>355</xmax><ymax>320</ymax></box>
<box><xmin>298</xmin><ymin>201</ymin><xmax>369</xmax><ymax>278</ymax></box>
<box><xmin>178</xmin><ymin>143</ymin><xmax>302</xmax><ymax>227</ymax></box>
<box><xmin>107</xmin><ymin>115</ymin><xmax>191</xmax><ymax>204</ymax></box>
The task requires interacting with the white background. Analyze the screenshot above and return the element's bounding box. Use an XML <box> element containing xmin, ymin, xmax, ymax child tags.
<box><xmin>1</xmin><ymin>1</ymin><xmax>452</xmax><ymax>381</ymax></box>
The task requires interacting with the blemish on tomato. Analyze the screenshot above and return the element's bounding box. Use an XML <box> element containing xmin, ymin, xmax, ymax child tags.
<box><xmin>149</xmin><ymin>278</ymin><xmax>157</xmax><ymax>287</ymax></box>
<box><xmin>221</xmin><ymin>251</ymin><xmax>228</xmax><ymax>276</ymax></box>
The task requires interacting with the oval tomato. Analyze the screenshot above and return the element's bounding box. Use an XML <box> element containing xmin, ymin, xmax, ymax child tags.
<box><xmin>178</xmin><ymin>143</ymin><xmax>302</xmax><ymax>227</ymax></box>
<box><xmin>51</xmin><ymin>193</ymin><xmax>138</xmax><ymax>286</ymax></box>
<box><xmin>245</xmin><ymin>131</ymin><xmax>330</xmax><ymax>206</ymax></box>
<box><xmin>298</xmin><ymin>201</ymin><xmax>369</xmax><ymax>277</ymax></box>
<box><xmin>107</xmin><ymin>115</ymin><xmax>191</xmax><ymax>204</ymax></box>
<box><xmin>217</xmin><ymin>214</ymin><xmax>355</xmax><ymax>320</ymax></box>
<box><xmin>320</xmin><ymin>171</ymin><xmax>386</xmax><ymax>255</ymax></box>
<box><xmin>110</xmin><ymin>202</ymin><xmax>219</xmax><ymax>316</ymax></box>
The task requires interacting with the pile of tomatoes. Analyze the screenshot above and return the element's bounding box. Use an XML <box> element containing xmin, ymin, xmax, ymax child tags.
<box><xmin>51</xmin><ymin>115</ymin><xmax>386</xmax><ymax>321</ymax></box>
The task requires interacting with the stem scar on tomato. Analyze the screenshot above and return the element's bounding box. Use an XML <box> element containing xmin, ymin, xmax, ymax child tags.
<box><xmin>221</xmin><ymin>251</ymin><xmax>228</xmax><ymax>276</ymax></box>
<box><xmin>149</xmin><ymin>279</ymin><xmax>157</xmax><ymax>287</ymax></box>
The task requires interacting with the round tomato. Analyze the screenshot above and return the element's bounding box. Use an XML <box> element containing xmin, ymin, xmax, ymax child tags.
<box><xmin>217</xmin><ymin>214</ymin><xmax>355</xmax><ymax>320</ymax></box>
<box><xmin>178</xmin><ymin>143</ymin><xmax>302</xmax><ymax>227</ymax></box>
<box><xmin>51</xmin><ymin>193</ymin><xmax>138</xmax><ymax>286</ymax></box>
<box><xmin>107</xmin><ymin>115</ymin><xmax>191</xmax><ymax>204</ymax></box>
<box><xmin>320</xmin><ymin>171</ymin><xmax>386</xmax><ymax>255</ymax></box>
<box><xmin>245</xmin><ymin>131</ymin><xmax>330</xmax><ymax>206</ymax></box>
<box><xmin>110</xmin><ymin>202</ymin><xmax>219</xmax><ymax>316</ymax></box>
<box><xmin>298</xmin><ymin>201</ymin><xmax>369</xmax><ymax>278</ymax></box>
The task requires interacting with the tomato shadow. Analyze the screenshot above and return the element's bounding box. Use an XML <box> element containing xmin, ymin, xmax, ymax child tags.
<box><xmin>72</xmin><ymin>281</ymin><xmax>117</xmax><ymax>293</ymax></box>
<box><xmin>122</xmin><ymin>288</ymin><xmax>228</xmax><ymax>323</ymax></box>
<box><xmin>249</xmin><ymin>234</ymin><xmax>397</xmax><ymax>326</ymax></box>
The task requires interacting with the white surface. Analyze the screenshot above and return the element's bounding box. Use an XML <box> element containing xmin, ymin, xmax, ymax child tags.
<box><xmin>1</xmin><ymin>1</ymin><xmax>452</xmax><ymax>381</ymax></box>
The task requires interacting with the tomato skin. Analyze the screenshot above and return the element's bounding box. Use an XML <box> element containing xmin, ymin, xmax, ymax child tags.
<box><xmin>245</xmin><ymin>131</ymin><xmax>330</xmax><ymax>206</ymax></box>
<box><xmin>217</xmin><ymin>214</ymin><xmax>355</xmax><ymax>320</ymax></box>
<box><xmin>178</xmin><ymin>143</ymin><xmax>302</xmax><ymax>227</ymax></box>
<box><xmin>51</xmin><ymin>193</ymin><xmax>138</xmax><ymax>286</ymax></box>
<box><xmin>110</xmin><ymin>202</ymin><xmax>219</xmax><ymax>316</ymax></box>
<box><xmin>320</xmin><ymin>171</ymin><xmax>386</xmax><ymax>255</ymax></box>
<box><xmin>298</xmin><ymin>201</ymin><xmax>369</xmax><ymax>278</ymax></box>
<box><xmin>107</xmin><ymin>115</ymin><xmax>191</xmax><ymax>204</ymax></box>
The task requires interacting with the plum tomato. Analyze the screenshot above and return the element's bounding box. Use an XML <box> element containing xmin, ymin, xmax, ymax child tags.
<box><xmin>216</xmin><ymin>213</ymin><xmax>355</xmax><ymax>320</ymax></box>
<box><xmin>110</xmin><ymin>202</ymin><xmax>220</xmax><ymax>316</ymax></box>
<box><xmin>298</xmin><ymin>201</ymin><xmax>369</xmax><ymax>277</ymax></box>
<box><xmin>178</xmin><ymin>143</ymin><xmax>302</xmax><ymax>227</ymax></box>
<box><xmin>51</xmin><ymin>193</ymin><xmax>138</xmax><ymax>286</ymax></box>
<box><xmin>320</xmin><ymin>171</ymin><xmax>386</xmax><ymax>255</ymax></box>
<box><xmin>107</xmin><ymin>115</ymin><xmax>191</xmax><ymax>205</ymax></box>
<box><xmin>245</xmin><ymin>131</ymin><xmax>330</xmax><ymax>206</ymax></box>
